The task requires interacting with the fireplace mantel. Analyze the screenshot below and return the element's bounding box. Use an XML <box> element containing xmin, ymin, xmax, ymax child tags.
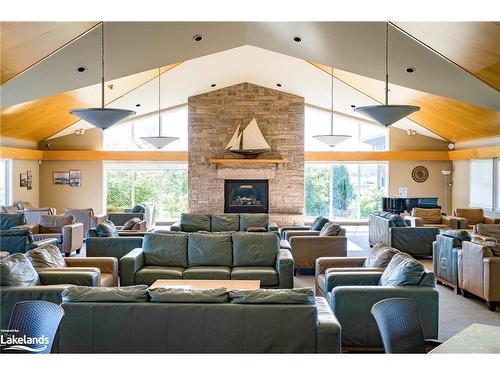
<box><xmin>209</xmin><ymin>157</ymin><xmax>286</xmax><ymax>165</ymax></box>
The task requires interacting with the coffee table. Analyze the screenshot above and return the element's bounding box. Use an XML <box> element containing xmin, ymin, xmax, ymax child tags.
<box><xmin>150</xmin><ymin>279</ymin><xmax>260</xmax><ymax>290</ymax></box>
<box><xmin>429</xmin><ymin>323</ymin><xmax>500</xmax><ymax>353</ymax></box>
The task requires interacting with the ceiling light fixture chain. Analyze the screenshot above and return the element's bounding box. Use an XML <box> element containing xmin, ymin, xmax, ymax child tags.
<box><xmin>384</xmin><ymin>21</ymin><xmax>389</xmax><ymax>106</ymax></box>
<box><xmin>101</xmin><ymin>21</ymin><xmax>105</xmax><ymax>109</ymax></box>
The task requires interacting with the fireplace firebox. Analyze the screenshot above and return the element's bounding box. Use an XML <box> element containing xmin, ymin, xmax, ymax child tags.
<box><xmin>224</xmin><ymin>179</ymin><xmax>269</xmax><ymax>214</ymax></box>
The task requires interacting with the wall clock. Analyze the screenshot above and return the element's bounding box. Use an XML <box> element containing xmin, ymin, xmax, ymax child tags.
<box><xmin>412</xmin><ymin>166</ymin><xmax>429</xmax><ymax>183</ymax></box>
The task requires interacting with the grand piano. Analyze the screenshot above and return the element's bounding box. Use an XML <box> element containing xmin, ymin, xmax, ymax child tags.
<box><xmin>382</xmin><ymin>197</ymin><xmax>440</xmax><ymax>215</ymax></box>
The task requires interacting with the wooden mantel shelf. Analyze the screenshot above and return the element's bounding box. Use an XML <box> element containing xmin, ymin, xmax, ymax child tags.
<box><xmin>209</xmin><ymin>158</ymin><xmax>287</xmax><ymax>165</ymax></box>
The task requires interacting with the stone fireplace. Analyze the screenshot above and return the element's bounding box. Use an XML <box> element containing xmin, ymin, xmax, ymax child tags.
<box><xmin>224</xmin><ymin>179</ymin><xmax>269</xmax><ymax>214</ymax></box>
<box><xmin>188</xmin><ymin>82</ymin><xmax>305</xmax><ymax>226</ymax></box>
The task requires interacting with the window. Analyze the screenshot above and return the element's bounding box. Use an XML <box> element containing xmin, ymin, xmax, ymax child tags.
<box><xmin>103</xmin><ymin>105</ymin><xmax>188</xmax><ymax>151</ymax></box>
<box><xmin>470</xmin><ymin>159</ymin><xmax>493</xmax><ymax>210</ymax></box>
<box><xmin>305</xmin><ymin>163</ymin><xmax>387</xmax><ymax>220</ymax></box>
<box><xmin>305</xmin><ymin>105</ymin><xmax>387</xmax><ymax>151</ymax></box>
<box><xmin>104</xmin><ymin>162</ymin><xmax>188</xmax><ymax>222</ymax></box>
<box><xmin>0</xmin><ymin>159</ymin><xmax>10</xmax><ymax>206</ymax></box>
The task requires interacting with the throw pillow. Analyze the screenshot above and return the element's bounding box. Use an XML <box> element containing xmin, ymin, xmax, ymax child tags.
<box><xmin>441</xmin><ymin>229</ymin><xmax>471</xmax><ymax>242</ymax></box>
<box><xmin>149</xmin><ymin>287</ymin><xmax>229</xmax><ymax>303</ymax></box>
<box><xmin>62</xmin><ymin>285</ymin><xmax>149</xmax><ymax>302</ymax></box>
<box><xmin>26</xmin><ymin>244</ymin><xmax>66</xmax><ymax>269</ymax></box>
<box><xmin>94</xmin><ymin>221</ymin><xmax>119</xmax><ymax>237</ymax></box>
<box><xmin>229</xmin><ymin>288</ymin><xmax>315</xmax><ymax>304</ymax></box>
<box><xmin>121</xmin><ymin>217</ymin><xmax>141</xmax><ymax>230</ymax></box>
<box><xmin>0</xmin><ymin>253</ymin><xmax>40</xmax><ymax>286</ymax></box>
<box><xmin>319</xmin><ymin>222</ymin><xmax>342</xmax><ymax>236</ymax></box>
<box><xmin>364</xmin><ymin>243</ymin><xmax>400</xmax><ymax>268</ymax></box>
<box><xmin>379</xmin><ymin>253</ymin><xmax>427</xmax><ymax>287</ymax></box>
<box><xmin>310</xmin><ymin>216</ymin><xmax>329</xmax><ymax>231</ymax></box>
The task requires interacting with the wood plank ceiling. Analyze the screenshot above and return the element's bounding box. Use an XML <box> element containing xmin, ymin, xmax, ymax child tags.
<box><xmin>0</xmin><ymin>22</ymin><xmax>99</xmax><ymax>84</ymax></box>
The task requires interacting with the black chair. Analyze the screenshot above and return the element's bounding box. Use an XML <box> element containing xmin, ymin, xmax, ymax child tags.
<box><xmin>2</xmin><ymin>301</ymin><xmax>64</xmax><ymax>354</ymax></box>
<box><xmin>371</xmin><ymin>297</ymin><xmax>440</xmax><ymax>353</ymax></box>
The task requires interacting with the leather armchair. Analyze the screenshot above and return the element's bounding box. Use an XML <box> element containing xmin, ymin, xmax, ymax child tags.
<box><xmin>0</xmin><ymin>227</ymin><xmax>59</xmax><ymax>254</ymax></box>
<box><xmin>459</xmin><ymin>240</ymin><xmax>500</xmax><ymax>311</ymax></box>
<box><xmin>432</xmin><ymin>234</ymin><xmax>466</xmax><ymax>293</ymax></box>
<box><xmin>26</xmin><ymin>215</ymin><xmax>84</xmax><ymax>257</ymax></box>
<box><xmin>61</xmin><ymin>257</ymin><xmax>118</xmax><ymax>287</ymax></box>
<box><xmin>471</xmin><ymin>223</ymin><xmax>500</xmax><ymax>243</ymax></box>
<box><xmin>23</xmin><ymin>207</ymin><xmax>56</xmax><ymax>225</ymax></box>
<box><xmin>454</xmin><ymin>208</ymin><xmax>500</xmax><ymax>229</ymax></box>
<box><xmin>64</xmin><ymin>208</ymin><xmax>107</xmax><ymax>236</ymax></box>
<box><xmin>405</xmin><ymin>208</ymin><xmax>465</xmax><ymax>229</ymax></box>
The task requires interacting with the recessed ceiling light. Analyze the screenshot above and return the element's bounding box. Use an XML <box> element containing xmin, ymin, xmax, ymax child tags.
<box><xmin>405</xmin><ymin>67</ymin><xmax>416</xmax><ymax>74</ymax></box>
<box><xmin>135</xmin><ymin>104</ymin><xmax>141</xmax><ymax>107</ymax></box>
<box><xmin>76</xmin><ymin>66</ymin><xmax>86</xmax><ymax>73</ymax></box>
<box><xmin>276</xmin><ymin>83</ymin><xmax>282</xmax><ymax>87</ymax></box>
<box><xmin>211</xmin><ymin>83</ymin><xmax>216</xmax><ymax>88</ymax></box>
<box><xmin>293</xmin><ymin>36</ymin><xmax>302</xmax><ymax>43</ymax></box>
<box><xmin>193</xmin><ymin>34</ymin><xmax>204</xmax><ymax>42</ymax></box>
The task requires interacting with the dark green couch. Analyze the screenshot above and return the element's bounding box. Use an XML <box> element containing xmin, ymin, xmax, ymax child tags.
<box><xmin>170</xmin><ymin>213</ymin><xmax>278</xmax><ymax>232</ymax></box>
<box><xmin>120</xmin><ymin>232</ymin><xmax>293</xmax><ymax>288</ymax></box>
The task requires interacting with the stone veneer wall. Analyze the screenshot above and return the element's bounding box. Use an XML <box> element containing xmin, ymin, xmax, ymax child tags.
<box><xmin>188</xmin><ymin>82</ymin><xmax>304</xmax><ymax>226</ymax></box>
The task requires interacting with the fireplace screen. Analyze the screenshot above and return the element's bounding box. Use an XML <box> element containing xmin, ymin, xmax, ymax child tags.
<box><xmin>224</xmin><ymin>179</ymin><xmax>269</xmax><ymax>213</ymax></box>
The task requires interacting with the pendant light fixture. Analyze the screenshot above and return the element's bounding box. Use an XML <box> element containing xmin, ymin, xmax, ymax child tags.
<box><xmin>313</xmin><ymin>67</ymin><xmax>351</xmax><ymax>147</ymax></box>
<box><xmin>140</xmin><ymin>68</ymin><xmax>179</xmax><ymax>149</ymax></box>
<box><xmin>69</xmin><ymin>22</ymin><xmax>135</xmax><ymax>130</ymax></box>
<box><xmin>354</xmin><ymin>22</ymin><xmax>420</xmax><ymax>126</ymax></box>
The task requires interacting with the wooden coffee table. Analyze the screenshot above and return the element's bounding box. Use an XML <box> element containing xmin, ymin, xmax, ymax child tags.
<box><xmin>429</xmin><ymin>323</ymin><xmax>500</xmax><ymax>353</ymax></box>
<box><xmin>150</xmin><ymin>279</ymin><xmax>260</xmax><ymax>290</ymax></box>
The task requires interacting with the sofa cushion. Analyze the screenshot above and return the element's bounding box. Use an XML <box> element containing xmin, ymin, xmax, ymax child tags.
<box><xmin>122</xmin><ymin>217</ymin><xmax>141</xmax><ymax>230</ymax></box>
<box><xmin>232</xmin><ymin>232</ymin><xmax>278</xmax><ymax>267</ymax></box>
<box><xmin>149</xmin><ymin>287</ymin><xmax>229</xmax><ymax>303</ymax></box>
<box><xmin>379</xmin><ymin>253</ymin><xmax>427</xmax><ymax>287</ymax></box>
<box><xmin>229</xmin><ymin>288</ymin><xmax>315</xmax><ymax>304</ymax></box>
<box><xmin>364</xmin><ymin>243</ymin><xmax>400</xmax><ymax>268</ymax></box>
<box><xmin>474</xmin><ymin>224</ymin><xmax>500</xmax><ymax>242</ymax></box>
<box><xmin>62</xmin><ymin>285</ymin><xmax>148</xmax><ymax>302</ymax></box>
<box><xmin>239</xmin><ymin>214</ymin><xmax>269</xmax><ymax>231</ymax></box>
<box><xmin>38</xmin><ymin>214</ymin><xmax>75</xmax><ymax>233</ymax></box>
<box><xmin>387</xmin><ymin>214</ymin><xmax>408</xmax><ymax>227</ymax></box>
<box><xmin>0</xmin><ymin>213</ymin><xmax>26</xmax><ymax>230</ymax></box>
<box><xmin>319</xmin><ymin>222</ymin><xmax>342</xmax><ymax>236</ymax></box>
<box><xmin>412</xmin><ymin>208</ymin><xmax>442</xmax><ymax>225</ymax></box>
<box><xmin>134</xmin><ymin>266</ymin><xmax>185</xmax><ymax>285</ymax></box>
<box><xmin>94</xmin><ymin>221</ymin><xmax>119</xmax><ymax>238</ymax></box>
<box><xmin>231</xmin><ymin>266</ymin><xmax>279</xmax><ymax>287</ymax></box>
<box><xmin>210</xmin><ymin>214</ymin><xmax>240</xmax><ymax>232</ymax></box>
<box><xmin>310</xmin><ymin>216</ymin><xmax>329</xmax><ymax>231</ymax></box>
<box><xmin>0</xmin><ymin>253</ymin><xmax>40</xmax><ymax>286</ymax></box>
<box><xmin>183</xmin><ymin>266</ymin><xmax>231</xmax><ymax>280</ymax></box>
<box><xmin>455</xmin><ymin>208</ymin><xmax>484</xmax><ymax>225</ymax></box>
<box><xmin>181</xmin><ymin>213</ymin><xmax>210</xmax><ymax>232</ymax></box>
<box><xmin>26</xmin><ymin>244</ymin><xmax>66</xmax><ymax>268</ymax></box>
<box><xmin>143</xmin><ymin>233</ymin><xmax>188</xmax><ymax>267</ymax></box>
<box><xmin>441</xmin><ymin>229</ymin><xmax>471</xmax><ymax>242</ymax></box>
<box><xmin>188</xmin><ymin>233</ymin><xmax>233</xmax><ymax>267</ymax></box>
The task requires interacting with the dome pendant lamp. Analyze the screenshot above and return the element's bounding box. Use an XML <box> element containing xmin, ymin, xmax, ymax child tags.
<box><xmin>354</xmin><ymin>22</ymin><xmax>420</xmax><ymax>126</ymax></box>
<box><xmin>313</xmin><ymin>67</ymin><xmax>351</xmax><ymax>147</ymax></box>
<box><xmin>140</xmin><ymin>68</ymin><xmax>179</xmax><ymax>149</ymax></box>
<box><xmin>69</xmin><ymin>22</ymin><xmax>135</xmax><ymax>130</ymax></box>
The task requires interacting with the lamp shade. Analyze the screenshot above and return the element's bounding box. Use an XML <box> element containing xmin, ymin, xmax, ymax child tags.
<box><xmin>312</xmin><ymin>134</ymin><xmax>351</xmax><ymax>147</ymax></box>
<box><xmin>140</xmin><ymin>136</ymin><xmax>178</xmax><ymax>149</ymax></box>
<box><xmin>354</xmin><ymin>104</ymin><xmax>420</xmax><ymax>127</ymax></box>
<box><xmin>69</xmin><ymin>108</ymin><xmax>136</xmax><ymax>130</ymax></box>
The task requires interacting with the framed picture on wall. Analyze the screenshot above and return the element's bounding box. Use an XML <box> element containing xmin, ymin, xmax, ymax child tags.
<box><xmin>26</xmin><ymin>170</ymin><xmax>32</xmax><ymax>190</ymax></box>
<box><xmin>53</xmin><ymin>171</ymin><xmax>70</xmax><ymax>185</ymax></box>
<box><xmin>20</xmin><ymin>172</ymin><xmax>28</xmax><ymax>188</ymax></box>
<box><xmin>69</xmin><ymin>170</ymin><xmax>82</xmax><ymax>187</ymax></box>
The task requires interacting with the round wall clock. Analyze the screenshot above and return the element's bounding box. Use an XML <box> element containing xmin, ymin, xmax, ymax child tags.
<box><xmin>412</xmin><ymin>165</ymin><xmax>429</xmax><ymax>183</ymax></box>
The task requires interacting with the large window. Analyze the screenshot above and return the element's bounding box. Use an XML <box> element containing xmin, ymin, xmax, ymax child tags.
<box><xmin>470</xmin><ymin>158</ymin><xmax>500</xmax><ymax>213</ymax></box>
<box><xmin>104</xmin><ymin>162</ymin><xmax>188</xmax><ymax>222</ymax></box>
<box><xmin>103</xmin><ymin>105</ymin><xmax>188</xmax><ymax>151</ymax></box>
<box><xmin>0</xmin><ymin>159</ymin><xmax>10</xmax><ymax>206</ymax></box>
<box><xmin>305</xmin><ymin>163</ymin><xmax>387</xmax><ymax>220</ymax></box>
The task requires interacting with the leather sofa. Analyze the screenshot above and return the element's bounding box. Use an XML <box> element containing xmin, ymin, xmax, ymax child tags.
<box><xmin>57</xmin><ymin>290</ymin><xmax>339</xmax><ymax>353</ymax></box>
<box><xmin>120</xmin><ymin>232</ymin><xmax>294</xmax><ymax>288</ymax></box>
<box><xmin>405</xmin><ymin>207</ymin><xmax>465</xmax><ymax>229</ymax></box>
<box><xmin>170</xmin><ymin>213</ymin><xmax>278</xmax><ymax>232</ymax></box>
<box><xmin>323</xmin><ymin>254</ymin><xmax>439</xmax><ymax>349</ymax></box>
<box><xmin>459</xmin><ymin>240</ymin><xmax>500</xmax><ymax>311</ymax></box>
<box><xmin>64</xmin><ymin>208</ymin><xmax>107</xmax><ymax>237</ymax></box>
<box><xmin>471</xmin><ymin>223</ymin><xmax>500</xmax><ymax>243</ymax></box>
<box><xmin>369</xmin><ymin>211</ymin><xmax>439</xmax><ymax>257</ymax></box>
<box><xmin>454</xmin><ymin>208</ymin><xmax>500</xmax><ymax>229</ymax></box>
<box><xmin>25</xmin><ymin>215</ymin><xmax>84</xmax><ymax>257</ymax></box>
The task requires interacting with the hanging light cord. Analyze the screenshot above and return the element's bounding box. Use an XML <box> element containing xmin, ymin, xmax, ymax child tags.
<box><xmin>101</xmin><ymin>22</ymin><xmax>105</xmax><ymax>109</ymax></box>
<box><xmin>330</xmin><ymin>66</ymin><xmax>334</xmax><ymax>135</ymax></box>
<box><xmin>158</xmin><ymin>67</ymin><xmax>161</xmax><ymax>136</ymax></box>
<box><xmin>384</xmin><ymin>22</ymin><xmax>389</xmax><ymax>106</ymax></box>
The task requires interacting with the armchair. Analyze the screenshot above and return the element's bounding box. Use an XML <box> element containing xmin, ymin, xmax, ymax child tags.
<box><xmin>471</xmin><ymin>223</ymin><xmax>500</xmax><ymax>243</ymax></box>
<box><xmin>23</xmin><ymin>207</ymin><xmax>56</xmax><ymax>225</ymax></box>
<box><xmin>459</xmin><ymin>240</ymin><xmax>500</xmax><ymax>311</ymax></box>
<box><xmin>0</xmin><ymin>227</ymin><xmax>59</xmax><ymax>254</ymax></box>
<box><xmin>454</xmin><ymin>208</ymin><xmax>500</xmax><ymax>229</ymax></box>
<box><xmin>405</xmin><ymin>207</ymin><xmax>465</xmax><ymax>229</ymax></box>
<box><xmin>64</xmin><ymin>208</ymin><xmax>107</xmax><ymax>236</ymax></box>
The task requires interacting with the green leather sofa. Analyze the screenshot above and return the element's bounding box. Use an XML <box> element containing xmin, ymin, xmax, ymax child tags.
<box><xmin>369</xmin><ymin>211</ymin><xmax>440</xmax><ymax>257</ymax></box>
<box><xmin>120</xmin><ymin>232</ymin><xmax>294</xmax><ymax>288</ymax></box>
<box><xmin>58</xmin><ymin>294</ymin><xmax>339</xmax><ymax>353</ymax></box>
<box><xmin>170</xmin><ymin>213</ymin><xmax>278</xmax><ymax>232</ymax></box>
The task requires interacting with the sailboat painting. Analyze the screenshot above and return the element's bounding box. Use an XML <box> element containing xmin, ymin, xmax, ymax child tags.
<box><xmin>224</xmin><ymin>118</ymin><xmax>271</xmax><ymax>158</ymax></box>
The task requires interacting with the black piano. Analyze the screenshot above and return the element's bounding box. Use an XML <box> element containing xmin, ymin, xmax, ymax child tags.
<box><xmin>382</xmin><ymin>197</ymin><xmax>440</xmax><ymax>215</ymax></box>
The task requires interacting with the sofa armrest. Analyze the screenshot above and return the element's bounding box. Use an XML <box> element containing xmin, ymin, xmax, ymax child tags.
<box><xmin>315</xmin><ymin>257</ymin><xmax>367</xmax><ymax>278</ymax></box>
<box><xmin>325</xmin><ymin>271</ymin><xmax>382</xmax><ymax>292</ymax></box>
<box><xmin>315</xmin><ymin>297</ymin><xmax>341</xmax><ymax>353</ymax></box>
<box><xmin>279</xmin><ymin>226</ymin><xmax>310</xmax><ymax>238</ymax></box>
<box><xmin>119</xmin><ymin>248</ymin><xmax>144</xmax><ymax>286</ymax></box>
<box><xmin>38</xmin><ymin>269</ymin><xmax>100</xmax><ymax>286</ymax></box>
<box><xmin>267</xmin><ymin>222</ymin><xmax>278</xmax><ymax>232</ymax></box>
<box><xmin>170</xmin><ymin>221</ymin><xmax>182</xmax><ymax>231</ymax></box>
<box><xmin>33</xmin><ymin>237</ymin><xmax>59</xmax><ymax>248</ymax></box>
<box><xmin>441</xmin><ymin>216</ymin><xmax>463</xmax><ymax>229</ymax></box>
<box><xmin>405</xmin><ymin>216</ymin><xmax>424</xmax><ymax>227</ymax></box>
<box><xmin>331</xmin><ymin>286</ymin><xmax>439</xmax><ymax>348</ymax></box>
<box><xmin>484</xmin><ymin>216</ymin><xmax>500</xmax><ymax>224</ymax></box>
<box><xmin>65</xmin><ymin>257</ymin><xmax>118</xmax><ymax>286</ymax></box>
<box><xmin>276</xmin><ymin>248</ymin><xmax>294</xmax><ymax>289</ymax></box>
<box><xmin>285</xmin><ymin>230</ymin><xmax>319</xmax><ymax>241</ymax></box>
<box><xmin>85</xmin><ymin>237</ymin><xmax>143</xmax><ymax>259</ymax></box>
<box><xmin>61</xmin><ymin>223</ymin><xmax>84</xmax><ymax>255</ymax></box>
<box><xmin>483</xmin><ymin>257</ymin><xmax>500</xmax><ymax>301</ymax></box>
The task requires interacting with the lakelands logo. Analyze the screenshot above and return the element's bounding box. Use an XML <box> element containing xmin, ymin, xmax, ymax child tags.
<box><xmin>0</xmin><ymin>330</ymin><xmax>49</xmax><ymax>353</ymax></box>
